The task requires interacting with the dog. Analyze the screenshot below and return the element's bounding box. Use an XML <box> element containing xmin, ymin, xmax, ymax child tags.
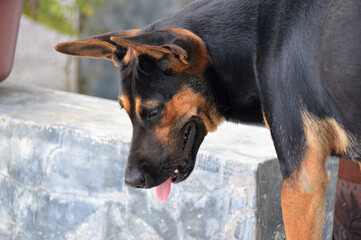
<box><xmin>54</xmin><ymin>0</ymin><xmax>361</xmax><ymax>239</ymax></box>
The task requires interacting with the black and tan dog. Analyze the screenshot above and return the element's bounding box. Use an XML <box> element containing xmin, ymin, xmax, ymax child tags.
<box><xmin>55</xmin><ymin>0</ymin><xmax>361</xmax><ymax>239</ymax></box>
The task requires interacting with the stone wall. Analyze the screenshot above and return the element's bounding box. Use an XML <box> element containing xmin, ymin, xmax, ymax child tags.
<box><xmin>0</xmin><ymin>83</ymin><xmax>337</xmax><ymax>239</ymax></box>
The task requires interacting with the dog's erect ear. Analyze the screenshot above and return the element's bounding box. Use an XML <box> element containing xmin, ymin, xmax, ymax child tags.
<box><xmin>110</xmin><ymin>28</ymin><xmax>211</xmax><ymax>74</ymax></box>
<box><xmin>54</xmin><ymin>29</ymin><xmax>139</xmax><ymax>66</ymax></box>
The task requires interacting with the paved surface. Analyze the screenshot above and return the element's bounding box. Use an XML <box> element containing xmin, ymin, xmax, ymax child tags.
<box><xmin>0</xmin><ymin>83</ymin><xmax>337</xmax><ymax>239</ymax></box>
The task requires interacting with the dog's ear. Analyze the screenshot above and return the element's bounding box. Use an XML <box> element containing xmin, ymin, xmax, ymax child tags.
<box><xmin>54</xmin><ymin>29</ymin><xmax>139</xmax><ymax>66</ymax></box>
<box><xmin>110</xmin><ymin>28</ymin><xmax>211</xmax><ymax>74</ymax></box>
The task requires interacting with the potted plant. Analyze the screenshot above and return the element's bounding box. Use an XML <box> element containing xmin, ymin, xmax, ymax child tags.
<box><xmin>0</xmin><ymin>0</ymin><xmax>24</xmax><ymax>82</ymax></box>
<box><xmin>0</xmin><ymin>0</ymin><xmax>102</xmax><ymax>82</ymax></box>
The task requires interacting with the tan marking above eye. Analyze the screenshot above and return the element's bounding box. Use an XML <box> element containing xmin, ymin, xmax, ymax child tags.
<box><xmin>119</xmin><ymin>95</ymin><xmax>131</xmax><ymax>115</ymax></box>
<box><xmin>155</xmin><ymin>86</ymin><xmax>224</xmax><ymax>144</ymax></box>
<box><xmin>133</xmin><ymin>98</ymin><xmax>162</xmax><ymax>119</ymax></box>
<box><xmin>142</xmin><ymin>99</ymin><xmax>161</xmax><ymax>111</ymax></box>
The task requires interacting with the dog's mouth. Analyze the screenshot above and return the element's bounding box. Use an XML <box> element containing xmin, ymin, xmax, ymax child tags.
<box><xmin>155</xmin><ymin>118</ymin><xmax>207</xmax><ymax>202</ymax></box>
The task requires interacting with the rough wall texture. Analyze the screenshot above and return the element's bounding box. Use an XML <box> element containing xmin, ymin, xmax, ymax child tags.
<box><xmin>0</xmin><ymin>84</ymin><xmax>337</xmax><ymax>239</ymax></box>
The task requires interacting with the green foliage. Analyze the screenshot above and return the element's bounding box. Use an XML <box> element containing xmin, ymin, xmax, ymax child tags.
<box><xmin>22</xmin><ymin>0</ymin><xmax>103</xmax><ymax>35</ymax></box>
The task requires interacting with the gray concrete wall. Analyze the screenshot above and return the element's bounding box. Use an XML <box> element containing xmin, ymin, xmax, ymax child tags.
<box><xmin>0</xmin><ymin>83</ymin><xmax>337</xmax><ymax>239</ymax></box>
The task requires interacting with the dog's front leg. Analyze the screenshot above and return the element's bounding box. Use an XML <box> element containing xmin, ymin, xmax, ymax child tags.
<box><xmin>281</xmin><ymin>150</ymin><xmax>328</xmax><ymax>240</ymax></box>
<box><xmin>263</xmin><ymin>110</ymin><xmax>329</xmax><ymax>239</ymax></box>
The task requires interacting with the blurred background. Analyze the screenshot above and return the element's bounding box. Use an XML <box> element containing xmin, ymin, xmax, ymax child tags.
<box><xmin>6</xmin><ymin>0</ymin><xmax>195</xmax><ymax>99</ymax></box>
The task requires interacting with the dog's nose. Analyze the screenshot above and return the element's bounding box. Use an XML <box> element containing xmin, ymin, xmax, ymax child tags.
<box><xmin>124</xmin><ymin>168</ymin><xmax>145</xmax><ymax>188</ymax></box>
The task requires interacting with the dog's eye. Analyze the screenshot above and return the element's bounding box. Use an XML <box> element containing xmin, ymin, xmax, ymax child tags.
<box><xmin>147</xmin><ymin>107</ymin><xmax>161</xmax><ymax>119</ymax></box>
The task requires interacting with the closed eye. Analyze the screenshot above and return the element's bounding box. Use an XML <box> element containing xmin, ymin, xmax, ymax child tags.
<box><xmin>147</xmin><ymin>107</ymin><xmax>161</xmax><ymax>119</ymax></box>
<box><xmin>139</xmin><ymin>99</ymin><xmax>163</xmax><ymax>120</ymax></box>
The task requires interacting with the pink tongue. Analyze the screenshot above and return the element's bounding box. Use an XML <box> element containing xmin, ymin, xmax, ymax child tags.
<box><xmin>156</xmin><ymin>177</ymin><xmax>172</xmax><ymax>202</ymax></box>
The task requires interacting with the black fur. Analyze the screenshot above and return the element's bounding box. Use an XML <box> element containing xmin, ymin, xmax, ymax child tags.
<box><xmin>56</xmin><ymin>0</ymin><xmax>361</xmax><ymax>189</ymax></box>
<box><xmin>129</xmin><ymin>0</ymin><xmax>361</xmax><ymax>178</ymax></box>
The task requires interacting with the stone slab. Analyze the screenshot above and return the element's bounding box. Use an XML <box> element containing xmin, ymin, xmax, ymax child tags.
<box><xmin>0</xmin><ymin>83</ymin><xmax>337</xmax><ymax>239</ymax></box>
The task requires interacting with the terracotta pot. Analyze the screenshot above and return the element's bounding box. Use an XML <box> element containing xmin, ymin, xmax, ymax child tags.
<box><xmin>0</xmin><ymin>0</ymin><xmax>23</xmax><ymax>82</ymax></box>
<box><xmin>333</xmin><ymin>159</ymin><xmax>361</xmax><ymax>239</ymax></box>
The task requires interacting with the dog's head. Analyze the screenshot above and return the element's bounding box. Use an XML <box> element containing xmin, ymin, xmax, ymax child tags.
<box><xmin>55</xmin><ymin>28</ymin><xmax>224</xmax><ymax>200</ymax></box>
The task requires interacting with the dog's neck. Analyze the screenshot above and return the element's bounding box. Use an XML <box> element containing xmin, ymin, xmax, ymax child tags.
<box><xmin>144</xmin><ymin>0</ymin><xmax>263</xmax><ymax>123</ymax></box>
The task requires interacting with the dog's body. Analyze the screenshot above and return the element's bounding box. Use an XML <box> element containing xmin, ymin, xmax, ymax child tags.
<box><xmin>55</xmin><ymin>0</ymin><xmax>361</xmax><ymax>239</ymax></box>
